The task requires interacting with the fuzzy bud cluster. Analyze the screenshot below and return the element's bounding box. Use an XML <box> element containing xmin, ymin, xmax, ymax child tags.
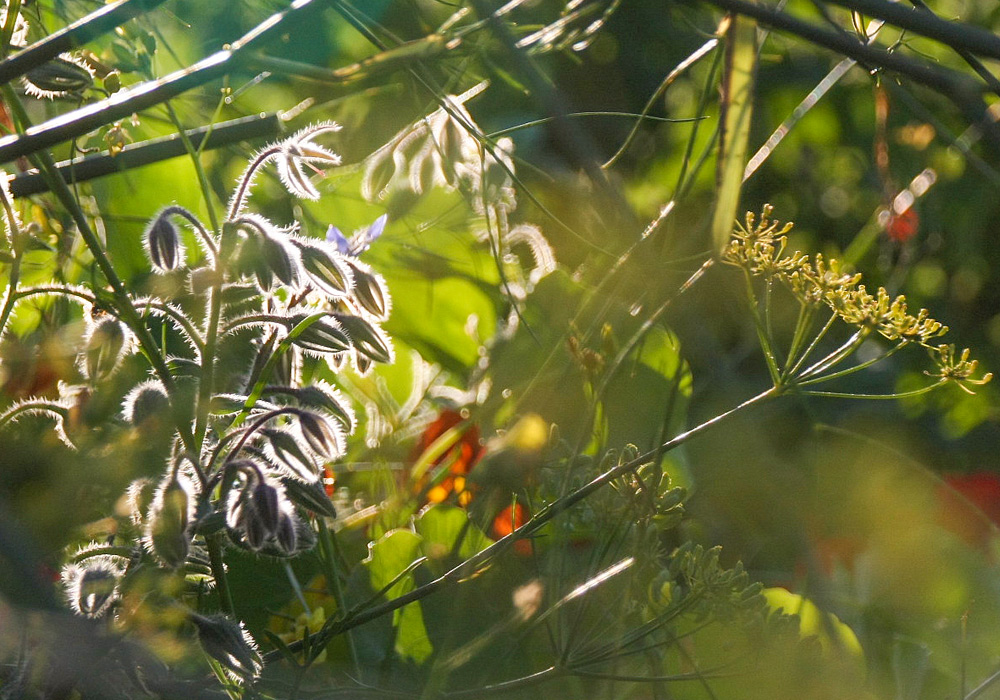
<box><xmin>225</xmin><ymin>461</ymin><xmax>300</xmax><ymax>554</ymax></box>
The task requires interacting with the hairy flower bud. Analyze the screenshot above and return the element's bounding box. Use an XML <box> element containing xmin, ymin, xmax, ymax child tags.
<box><xmin>296</xmin><ymin>410</ymin><xmax>343</xmax><ymax>459</ymax></box>
<box><xmin>146</xmin><ymin>472</ymin><xmax>194</xmax><ymax>568</ymax></box>
<box><xmin>260</xmin><ymin>234</ymin><xmax>298</xmax><ymax>288</ymax></box>
<box><xmin>62</xmin><ymin>558</ymin><xmax>122</xmax><ymax>618</ymax></box>
<box><xmin>145</xmin><ymin>211</ymin><xmax>183</xmax><ymax>271</ymax></box>
<box><xmin>297</xmin><ymin>242</ymin><xmax>353</xmax><ymax>296</ymax></box>
<box><xmin>334</xmin><ymin>313</ymin><xmax>394</xmax><ymax>364</ymax></box>
<box><xmin>261</xmin><ymin>427</ymin><xmax>318</xmax><ymax>482</ymax></box>
<box><xmin>290</xmin><ymin>315</ymin><xmax>351</xmax><ymax>356</ymax></box>
<box><xmin>251</xmin><ymin>480</ymin><xmax>281</xmax><ymax>536</ymax></box>
<box><xmin>189</xmin><ymin>613</ymin><xmax>262</xmax><ymax>683</ymax></box>
<box><xmin>263</xmin><ymin>382</ymin><xmax>355</xmax><ymax>431</ymax></box>
<box><xmin>275</xmin><ymin>512</ymin><xmax>298</xmax><ymax>554</ymax></box>
<box><xmin>122</xmin><ymin>379</ymin><xmax>169</xmax><ymax>427</ymax></box>
<box><xmin>348</xmin><ymin>263</ymin><xmax>391</xmax><ymax>320</ymax></box>
<box><xmin>81</xmin><ymin>314</ymin><xmax>128</xmax><ymax>381</ymax></box>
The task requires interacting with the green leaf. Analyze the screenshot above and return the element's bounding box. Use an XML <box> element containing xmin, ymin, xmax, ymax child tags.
<box><xmin>415</xmin><ymin>504</ymin><xmax>493</xmax><ymax>563</ymax></box>
<box><xmin>364</xmin><ymin>529</ymin><xmax>423</xmax><ymax>599</ymax></box>
<box><xmin>363</xmin><ymin>529</ymin><xmax>433</xmax><ymax>663</ymax></box>
<box><xmin>711</xmin><ymin>14</ymin><xmax>758</xmax><ymax>255</ymax></box>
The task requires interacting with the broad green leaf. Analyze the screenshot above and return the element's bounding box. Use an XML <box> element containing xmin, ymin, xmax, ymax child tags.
<box><xmin>395</xmin><ymin>599</ymin><xmax>433</xmax><ymax>663</ymax></box>
<box><xmin>364</xmin><ymin>528</ymin><xmax>423</xmax><ymax>599</ymax></box>
<box><xmin>415</xmin><ymin>504</ymin><xmax>493</xmax><ymax>563</ymax></box>
<box><xmin>363</xmin><ymin>528</ymin><xmax>433</xmax><ymax>663</ymax></box>
<box><xmin>711</xmin><ymin>14</ymin><xmax>758</xmax><ymax>255</ymax></box>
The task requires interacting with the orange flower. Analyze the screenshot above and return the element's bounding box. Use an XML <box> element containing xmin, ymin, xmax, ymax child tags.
<box><xmin>491</xmin><ymin>503</ymin><xmax>532</xmax><ymax>557</ymax></box>
<box><xmin>412</xmin><ymin>409</ymin><xmax>484</xmax><ymax>506</ymax></box>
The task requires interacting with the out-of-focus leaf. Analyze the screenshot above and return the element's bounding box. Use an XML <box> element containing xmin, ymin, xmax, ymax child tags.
<box><xmin>364</xmin><ymin>529</ymin><xmax>422</xmax><ymax>600</ymax></box>
<box><xmin>415</xmin><ymin>504</ymin><xmax>492</xmax><ymax>564</ymax></box>
<box><xmin>363</xmin><ymin>529</ymin><xmax>432</xmax><ymax>663</ymax></box>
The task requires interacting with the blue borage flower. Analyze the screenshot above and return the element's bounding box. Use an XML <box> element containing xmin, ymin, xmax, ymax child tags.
<box><xmin>326</xmin><ymin>213</ymin><xmax>387</xmax><ymax>257</ymax></box>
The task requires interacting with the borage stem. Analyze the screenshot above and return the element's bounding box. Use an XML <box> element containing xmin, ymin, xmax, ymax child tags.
<box><xmin>0</xmin><ymin>84</ymin><xmax>196</xmax><ymax>452</ymax></box>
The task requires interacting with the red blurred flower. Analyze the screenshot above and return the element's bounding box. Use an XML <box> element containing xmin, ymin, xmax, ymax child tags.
<box><xmin>886</xmin><ymin>208</ymin><xmax>919</xmax><ymax>243</ymax></box>
<box><xmin>491</xmin><ymin>503</ymin><xmax>532</xmax><ymax>557</ymax></box>
<box><xmin>412</xmin><ymin>409</ymin><xmax>484</xmax><ymax>506</ymax></box>
<box><xmin>937</xmin><ymin>472</ymin><xmax>1000</xmax><ymax>549</ymax></box>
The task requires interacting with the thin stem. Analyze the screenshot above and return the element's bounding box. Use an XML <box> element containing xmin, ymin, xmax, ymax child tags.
<box><xmin>966</xmin><ymin>664</ymin><xmax>1000</xmax><ymax>700</ymax></box>
<box><xmin>785</xmin><ymin>308</ymin><xmax>837</xmax><ymax>378</ymax></box>
<box><xmin>0</xmin><ymin>199</ymin><xmax>23</xmax><ymax>337</ymax></box>
<box><xmin>444</xmin><ymin>667</ymin><xmax>561</xmax><ymax>698</ymax></box>
<box><xmin>780</xmin><ymin>300</ymin><xmax>816</xmax><ymax>381</ymax></box>
<box><xmin>229</xmin><ymin>312</ymin><xmax>329</xmax><ymax>429</ymax></box>
<box><xmin>163</xmin><ymin>101</ymin><xmax>221</xmax><ymax>235</ymax></box>
<box><xmin>604</xmin><ymin>38</ymin><xmax>719</xmax><ymax>168</ymax></box>
<box><xmin>205</xmin><ymin>533</ymin><xmax>235</xmax><ymax>616</ymax></box>
<box><xmin>742</xmin><ymin>269</ymin><xmax>781</xmax><ymax>385</ymax></box>
<box><xmin>227</xmin><ymin>148</ymin><xmax>281</xmax><ymax>220</ymax></box>
<box><xmin>798</xmin><ymin>327</ymin><xmax>869</xmax><ymax>379</ymax></box>
<box><xmin>12</xmin><ymin>285</ymin><xmax>96</xmax><ymax>309</ymax></box>
<box><xmin>226</xmin><ymin>407</ymin><xmax>300</xmax><ymax>464</ymax></box>
<box><xmin>0</xmin><ymin>401</ymin><xmax>68</xmax><ymax>429</ymax></box>
<box><xmin>133</xmin><ymin>298</ymin><xmax>206</xmax><ymax>353</ymax></box>
<box><xmin>799</xmin><ymin>380</ymin><xmax>946</xmax><ymax>399</ymax></box>
<box><xmin>315</xmin><ymin>521</ymin><xmax>361</xmax><ymax>674</ymax></box>
<box><xmin>796</xmin><ymin>341</ymin><xmax>906</xmax><ymax>386</ymax></box>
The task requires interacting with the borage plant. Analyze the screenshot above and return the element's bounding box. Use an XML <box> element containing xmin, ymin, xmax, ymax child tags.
<box><xmin>1</xmin><ymin>122</ymin><xmax>393</xmax><ymax>689</ymax></box>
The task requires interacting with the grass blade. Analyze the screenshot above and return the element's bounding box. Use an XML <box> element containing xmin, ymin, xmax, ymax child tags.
<box><xmin>711</xmin><ymin>13</ymin><xmax>758</xmax><ymax>255</ymax></box>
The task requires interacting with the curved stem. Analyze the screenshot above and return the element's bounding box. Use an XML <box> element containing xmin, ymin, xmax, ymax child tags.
<box><xmin>133</xmin><ymin>298</ymin><xmax>206</xmax><ymax>353</ymax></box>
<box><xmin>229</xmin><ymin>311</ymin><xmax>328</xmax><ymax>429</ymax></box>
<box><xmin>227</xmin><ymin>147</ymin><xmax>281</xmax><ymax>220</ymax></box>
<box><xmin>799</xmin><ymin>379</ymin><xmax>946</xmax><ymax>399</ymax></box>
<box><xmin>225</xmin><ymin>406</ymin><xmax>299</xmax><ymax>464</ymax></box>
<box><xmin>159</xmin><ymin>204</ymin><xmax>218</xmax><ymax>260</ymax></box>
<box><xmin>0</xmin><ymin>400</ymin><xmax>68</xmax><ymax>429</ymax></box>
<box><xmin>13</xmin><ymin>284</ymin><xmax>96</xmax><ymax>304</ymax></box>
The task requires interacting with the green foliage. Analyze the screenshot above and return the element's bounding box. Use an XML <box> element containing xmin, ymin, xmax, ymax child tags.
<box><xmin>0</xmin><ymin>1</ymin><xmax>998</xmax><ymax>699</ymax></box>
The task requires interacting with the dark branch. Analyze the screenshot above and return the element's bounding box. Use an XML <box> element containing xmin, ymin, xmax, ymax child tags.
<box><xmin>697</xmin><ymin>0</ymin><xmax>1000</xmax><ymax>158</ymax></box>
<box><xmin>824</xmin><ymin>0</ymin><xmax>1000</xmax><ymax>61</ymax></box>
<box><xmin>0</xmin><ymin>0</ymin><xmax>325</xmax><ymax>164</ymax></box>
<box><xmin>9</xmin><ymin>113</ymin><xmax>282</xmax><ymax>197</ymax></box>
<box><xmin>0</xmin><ymin>0</ymin><xmax>170</xmax><ymax>85</ymax></box>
